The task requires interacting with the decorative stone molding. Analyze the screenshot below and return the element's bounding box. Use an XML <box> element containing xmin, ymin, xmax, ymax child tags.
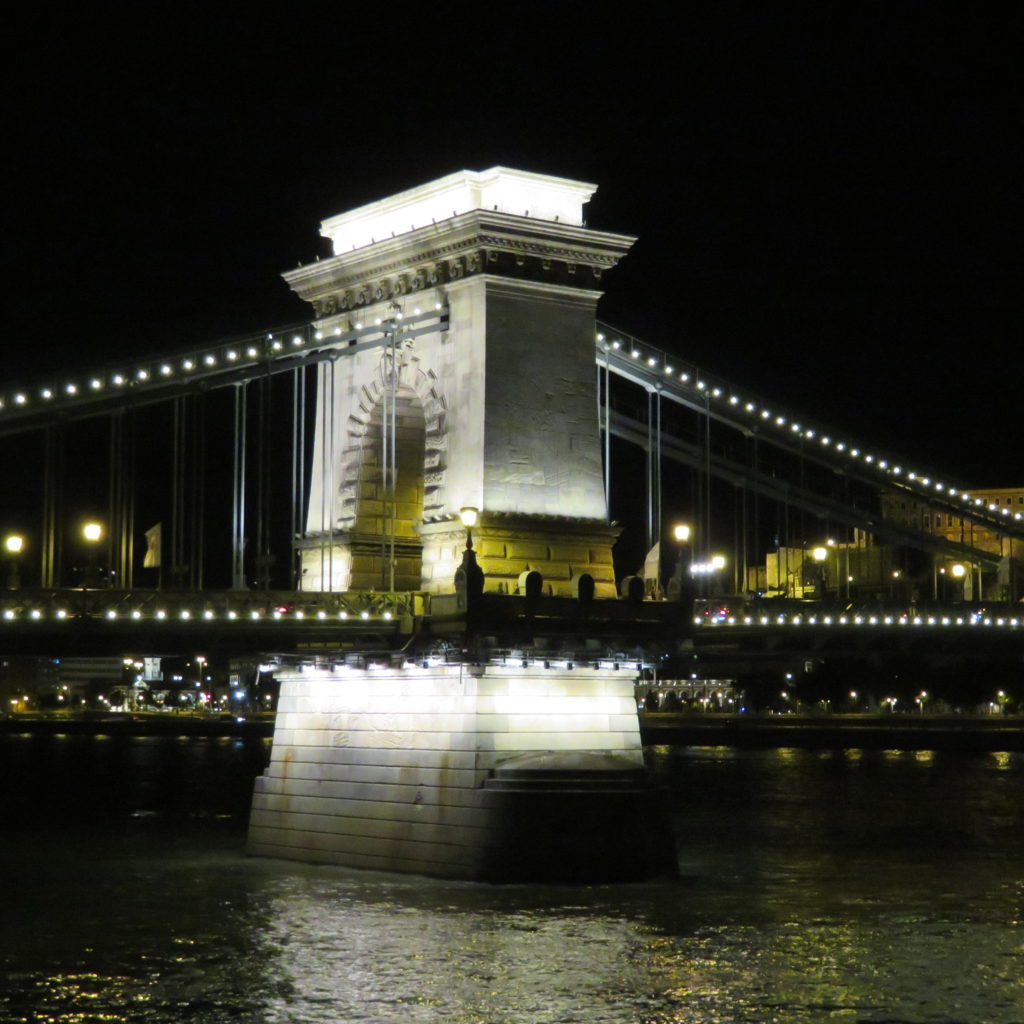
<box><xmin>331</xmin><ymin>346</ymin><xmax>449</xmax><ymax>533</ymax></box>
<box><xmin>284</xmin><ymin>209</ymin><xmax>635</xmax><ymax>313</ymax></box>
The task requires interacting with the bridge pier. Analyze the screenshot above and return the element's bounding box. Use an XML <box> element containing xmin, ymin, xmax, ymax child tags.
<box><xmin>247</xmin><ymin>662</ymin><xmax>677</xmax><ymax>882</ymax></box>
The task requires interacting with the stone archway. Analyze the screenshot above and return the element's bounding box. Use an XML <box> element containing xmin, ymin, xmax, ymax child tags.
<box><xmin>337</xmin><ymin>345</ymin><xmax>448</xmax><ymax>534</ymax></box>
<box><xmin>337</xmin><ymin>346</ymin><xmax>448</xmax><ymax>591</ymax></box>
<box><xmin>345</xmin><ymin>384</ymin><xmax>426</xmax><ymax>590</ymax></box>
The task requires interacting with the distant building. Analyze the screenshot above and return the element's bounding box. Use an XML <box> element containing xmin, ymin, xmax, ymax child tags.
<box><xmin>880</xmin><ymin>486</ymin><xmax>1024</xmax><ymax>601</ymax></box>
<box><xmin>881</xmin><ymin>486</ymin><xmax>1024</xmax><ymax>556</ymax></box>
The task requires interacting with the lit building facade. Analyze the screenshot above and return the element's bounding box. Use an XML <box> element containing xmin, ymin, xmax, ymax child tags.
<box><xmin>881</xmin><ymin>486</ymin><xmax>1024</xmax><ymax>601</ymax></box>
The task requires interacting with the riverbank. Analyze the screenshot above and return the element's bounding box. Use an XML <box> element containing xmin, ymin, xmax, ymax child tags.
<box><xmin>640</xmin><ymin>711</ymin><xmax>1024</xmax><ymax>750</ymax></box>
<box><xmin>0</xmin><ymin>711</ymin><xmax>274</xmax><ymax>737</ymax></box>
<box><xmin>5</xmin><ymin>709</ymin><xmax>1024</xmax><ymax>750</ymax></box>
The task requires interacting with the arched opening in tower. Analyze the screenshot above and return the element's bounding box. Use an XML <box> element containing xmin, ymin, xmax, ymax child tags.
<box><xmin>349</xmin><ymin>385</ymin><xmax>427</xmax><ymax>591</ymax></box>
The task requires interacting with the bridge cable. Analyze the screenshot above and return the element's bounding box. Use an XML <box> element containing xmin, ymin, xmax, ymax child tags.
<box><xmin>231</xmin><ymin>383</ymin><xmax>247</xmax><ymax>589</ymax></box>
<box><xmin>327</xmin><ymin>357</ymin><xmax>336</xmax><ymax>591</ymax></box>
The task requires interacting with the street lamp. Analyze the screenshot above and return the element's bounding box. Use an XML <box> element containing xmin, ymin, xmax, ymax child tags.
<box><xmin>82</xmin><ymin>521</ymin><xmax>104</xmax><ymax>587</ymax></box>
<box><xmin>811</xmin><ymin>546</ymin><xmax>828</xmax><ymax>600</ymax></box>
<box><xmin>668</xmin><ymin>523</ymin><xmax>691</xmax><ymax>601</ymax></box>
<box><xmin>455</xmin><ymin>506</ymin><xmax>483</xmax><ymax>605</ymax></box>
<box><xmin>459</xmin><ymin>506</ymin><xmax>478</xmax><ymax>546</ymax></box>
<box><xmin>4</xmin><ymin>534</ymin><xmax>24</xmax><ymax>589</ymax></box>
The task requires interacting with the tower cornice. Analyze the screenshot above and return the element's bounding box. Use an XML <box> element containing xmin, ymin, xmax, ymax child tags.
<box><xmin>283</xmin><ymin>210</ymin><xmax>635</xmax><ymax>317</ymax></box>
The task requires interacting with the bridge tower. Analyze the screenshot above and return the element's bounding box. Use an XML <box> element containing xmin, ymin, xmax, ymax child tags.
<box><xmin>248</xmin><ymin>171</ymin><xmax>677</xmax><ymax>882</ymax></box>
<box><xmin>285</xmin><ymin>167</ymin><xmax>635</xmax><ymax>597</ymax></box>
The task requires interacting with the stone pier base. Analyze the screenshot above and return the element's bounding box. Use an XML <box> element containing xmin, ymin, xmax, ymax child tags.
<box><xmin>247</xmin><ymin>663</ymin><xmax>677</xmax><ymax>882</ymax></box>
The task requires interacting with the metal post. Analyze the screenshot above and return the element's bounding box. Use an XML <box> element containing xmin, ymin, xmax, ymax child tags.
<box><xmin>646</xmin><ymin>390</ymin><xmax>653</xmax><ymax>552</ymax></box>
<box><xmin>232</xmin><ymin>383</ymin><xmax>247</xmax><ymax>589</ymax></box>
<box><xmin>291</xmin><ymin>365</ymin><xmax>301</xmax><ymax>590</ymax></box>
<box><xmin>655</xmin><ymin>388</ymin><xmax>662</xmax><ymax>555</ymax></box>
<box><xmin>107</xmin><ymin>410</ymin><xmax>128</xmax><ymax>589</ymax></box>
<box><xmin>123</xmin><ymin>409</ymin><xmax>136</xmax><ymax>590</ymax></box>
<box><xmin>318</xmin><ymin>362</ymin><xmax>326</xmax><ymax>589</ymax></box>
<box><xmin>604</xmin><ymin>351</ymin><xmax>610</xmax><ymax>519</ymax></box>
<box><xmin>327</xmin><ymin>357</ymin><xmax>335</xmax><ymax>591</ymax></box>
<box><xmin>172</xmin><ymin>396</ymin><xmax>184</xmax><ymax>587</ymax></box>
<box><xmin>389</xmin><ymin>327</ymin><xmax>397</xmax><ymax>594</ymax></box>
<box><xmin>380</xmin><ymin>342</ymin><xmax>389</xmax><ymax>589</ymax></box>
<box><xmin>193</xmin><ymin>396</ymin><xmax>204</xmax><ymax>590</ymax></box>
<box><xmin>704</xmin><ymin>391</ymin><xmax>711</xmax><ymax>567</ymax></box>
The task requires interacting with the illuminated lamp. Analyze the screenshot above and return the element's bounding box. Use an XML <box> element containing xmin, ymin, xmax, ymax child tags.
<box><xmin>455</xmin><ymin>507</ymin><xmax>484</xmax><ymax>604</ymax></box>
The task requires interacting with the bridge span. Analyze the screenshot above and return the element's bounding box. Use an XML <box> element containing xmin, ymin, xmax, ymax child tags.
<box><xmin>1</xmin><ymin>166</ymin><xmax>1019</xmax><ymax>882</ymax></box>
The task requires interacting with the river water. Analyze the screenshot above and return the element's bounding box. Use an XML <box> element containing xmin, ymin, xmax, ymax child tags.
<box><xmin>2</xmin><ymin>732</ymin><xmax>1024</xmax><ymax>1023</ymax></box>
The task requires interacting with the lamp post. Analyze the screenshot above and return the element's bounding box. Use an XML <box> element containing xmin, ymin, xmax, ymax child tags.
<box><xmin>460</xmin><ymin>506</ymin><xmax>478</xmax><ymax>549</ymax></box>
<box><xmin>4</xmin><ymin>534</ymin><xmax>24</xmax><ymax>590</ymax></box>
<box><xmin>454</xmin><ymin>507</ymin><xmax>484</xmax><ymax>607</ymax></box>
<box><xmin>82</xmin><ymin>521</ymin><xmax>103</xmax><ymax>588</ymax></box>
<box><xmin>951</xmin><ymin>562</ymin><xmax>967</xmax><ymax>603</ymax></box>
<box><xmin>667</xmin><ymin>523</ymin><xmax>691</xmax><ymax>601</ymax></box>
<box><xmin>811</xmin><ymin>546</ymin><xmax>827</xmax><ymax>601</ymax></box>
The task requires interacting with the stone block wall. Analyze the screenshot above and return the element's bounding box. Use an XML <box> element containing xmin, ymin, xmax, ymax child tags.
<box><xmin>247</xmin><ymin>664</ymin><xmax>642</xmax><ymax>878</ymax></box>
<box><xmin>419</xmin><ymin>516</ymin><xmax>619</xmax><ymax>597</ymax></box>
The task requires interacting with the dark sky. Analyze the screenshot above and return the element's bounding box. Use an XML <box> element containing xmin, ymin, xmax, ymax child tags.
<box><xmin>2</xmin><ymin>6</ymin><xmax>1019</xmax><ymax>486</ymax></box>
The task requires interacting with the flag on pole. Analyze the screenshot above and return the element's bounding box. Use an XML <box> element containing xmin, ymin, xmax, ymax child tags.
<box><xmin>144</xmin><ymin>523</ymin><xmax>162</xmax><ymax>568</ymax></box>
<box><xmin>642</xmin><ymin>541</ymin><xmax>661</xmax><ymax>597</ymax></box>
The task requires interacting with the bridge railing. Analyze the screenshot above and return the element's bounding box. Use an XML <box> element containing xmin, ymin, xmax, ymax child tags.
<box><xmin>0</xmin><ymin>588</ymin><xmax>429</xmax><ymax>623</ymax></box>
<box><xmin>595</xmin><ymin>321</ymin><xmax>1024</xmax><ymax>541</ymax></box>
<box><xmin>694</xmin><ymin>607</ymin><xmax>1023</xmax><ymax>630</ymax></box>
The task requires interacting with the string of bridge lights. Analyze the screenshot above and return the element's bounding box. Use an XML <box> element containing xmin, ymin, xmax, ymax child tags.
<box><xmin>596</xmin><ymin>326</ymin><xmax>1024</xmax><ymax>527</ymax></box>
<box><xmin>0</xmin><ymin>303</ymin><xmax>447</xmax><ymax>415</ymax></box>
<box><xmin>695</xmin><ymin>612</ymin><xmax>1022</xmax><ymax>630</ymax></box>
<box><xmin>2</xmin><ymin>311</ymin><xmax>1018</xmax><ymax>529</ymax></box>
<box><xmin>0</xmin><ymin>607</ymin><xmax>397</xmax><ymax>623</ymax></box>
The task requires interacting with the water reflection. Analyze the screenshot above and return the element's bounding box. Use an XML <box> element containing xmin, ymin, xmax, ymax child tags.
<box><xmin>242</xmin><ymin>865</ymin><xmax>1024</xmax><ymax>1023</ymax></box>
<box><xmin>4</xmin><ymin>739</ymin><xmax>1024</xmax><ymax>1021</ymax></box>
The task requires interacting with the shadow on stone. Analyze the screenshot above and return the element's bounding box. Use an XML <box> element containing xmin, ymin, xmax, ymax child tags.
<box><xmin>479</xmin><ymin>751</ymin><xmax>678</xmax><ymax>883</ymax></box>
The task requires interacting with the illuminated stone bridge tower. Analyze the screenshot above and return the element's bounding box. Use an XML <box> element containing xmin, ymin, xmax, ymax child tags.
<box><xmin>249</xmin><ymin>171</ymin><xmax>675</xmax><ymax>883</ymax></box>
<box><xmin>285</xmin><ymin>167</ymin><xmax>635</xmax><ymax>597</ymax></box>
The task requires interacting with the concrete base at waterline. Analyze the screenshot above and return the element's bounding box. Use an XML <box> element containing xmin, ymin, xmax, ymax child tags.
<box><xmin>247</xmin><ymin>664</ymin><xmax>677</xmax><ymax>882</ymax></box>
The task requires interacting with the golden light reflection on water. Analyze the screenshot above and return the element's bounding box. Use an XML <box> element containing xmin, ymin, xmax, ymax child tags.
<box><xmin>8</xmin><ymin>740</ymin><xmax>1024</xmax><ymax>1022</ymax></box>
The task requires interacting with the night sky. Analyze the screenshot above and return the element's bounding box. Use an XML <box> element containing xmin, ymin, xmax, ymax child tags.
<box><xmin>3</xmin><ymin>7</ymin><xmax>1019</xmax><ymax>487</ymax></box>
